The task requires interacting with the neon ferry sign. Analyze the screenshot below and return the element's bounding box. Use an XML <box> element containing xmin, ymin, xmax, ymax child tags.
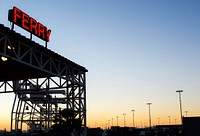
<box><xmin>8</xmin><ymin>6</ymin><xmax>51</xmax><ymax>43</ymax></box>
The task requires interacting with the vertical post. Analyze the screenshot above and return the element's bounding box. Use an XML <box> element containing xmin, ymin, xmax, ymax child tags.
<box><xmin>30</xmin><ymin>33</ymin><xmax>32</xmax><ymax>40</ymax></box>
<box><xmin>176</xmin><ymin>90</ymin><xmax>183</xmax><ymax>125</ymax></box>
<box><xmin>123</xmin><ymin>113</ymin><xmax>126</xmax><ymax>127</ymax></box>
<box><xmin>185</xmin><ymin>111</ymin><xmax>188</xmax><ymax>117</ymax></box>
<box><xmin>45</xmin><ymin>41</ymin><xmax>47</xmax><ymax>48</ymax></box>
<box><xmin>83</xmin><ymin>73</ymin><xmax>87</xmax><ymax>136</ymax></box>
<box><xmin>11</xmin><ymin>94</ymin><xmax>17</xmax><ymax>131</ymax></box>
<box><xmin>116</xmin><ymin>116</ymin><xmax>119</xmax><ymax>126</ymax></box>
<box><xmin>131</xmin><ymin>110</ymin><xmax>135</xmax><ymax>128</ymax></box>
<box><xmin>168</xmin><ymin>116</ymin><xmax>171</xmax><ymax>125</ymax></box>
<box><xmin>111</xmin><ymin>118</ymin><xmax>113</xmax><ymax>126</ymax></box>
<box><xmin>107</xmin><ymin>120</ymin><xmax>110</xmax><ymax>129</ymax></box>
<box><xmin>147</xmin><ymin>103</ymin><xmax>152</xmax><ymax>128</ymax></box>
<box><xmin>11</xmin><ymin>22</ymin><xmax>14</xmax><ymax>30</ymax></box>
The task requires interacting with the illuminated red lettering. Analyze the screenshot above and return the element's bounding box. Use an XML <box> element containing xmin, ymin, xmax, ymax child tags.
<box><xmin>45</xmin><ymin>29</ymin><xmax>51</xmax><ymax>42</ymax></box>
<box><xmin>37</xmin><ymin>23</ymin><xmax>45</xmax><ymax>40</ymax></box>
<box><xmin>13</xmin><ymin>7</ymin><xmax>21</xmax><ymax>23</ymax></box>
<box><xmin>30</xmin><ymin>18</ymin><xmax>37</xmax><ymax>34</ymax></box>
<box><xmin>22</xmin><ymin>12</ymin><xmax>29</xmax><ymax>31</ymax></box>
<box><xmin>9</xmin><ymin>6</ymin><xmax>51</xmax><ymax>42</ymax></box>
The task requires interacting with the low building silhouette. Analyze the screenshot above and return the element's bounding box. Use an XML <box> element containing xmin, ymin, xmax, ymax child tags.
<box><xmin>183</xmin><ymin>116</ymin><xmax>200</xmax><ymax>136</ymax></box>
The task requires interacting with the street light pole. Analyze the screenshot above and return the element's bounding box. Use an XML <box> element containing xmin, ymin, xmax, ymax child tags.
<box><xmin>176</xmin><ymin>90</ymin><xmax>183</xmax><ymax>125</ymax></box>
<box><xmin>168</xmin><ymin>116</ymin><xmax>171</xmax><ymax>125</ymax></box>
<box><xmin>108</xmin><ymin>120</ymin><xmax>110</xmax><ymax>129</ymax></box>
<box><xmin>116</xmin><ymin>116</ymin><xmax>119</xmax><ymax>126</ymax></box>
<box><xmin>185</xmin><ymin>111</ymin><xmax>188</xmax><ymax>117</ymax></box>
<box><xmin>147</xmin><ymin>103</ymin><xmax>152</xmax><ymax>128</ymax></box>
<box><xmin>123</xmin><ymin>113</ymin><xmax>126</xmax><ymax>127</ymax></box>
<box><xmin>112</xmin><ymin>118</ymin><xmax>114</xmax><ymax>126</ymax></box>
<box><xmin>131</xmin><ymin>110</ymin><xmax>135</xmax><ymax>128</ymax></box>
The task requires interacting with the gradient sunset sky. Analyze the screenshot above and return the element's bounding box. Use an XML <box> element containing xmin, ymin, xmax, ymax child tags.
<box><xmin>0</xmin><ymin>0</ymin><xmax>200</xmax><ymax>130</ymax></box>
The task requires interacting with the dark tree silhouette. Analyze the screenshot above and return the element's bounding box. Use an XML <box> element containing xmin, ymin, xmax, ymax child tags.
<box><xmin>50</xmin><ymin>109</ymin><xmax>83</xmax><ymax>136</ymax></box>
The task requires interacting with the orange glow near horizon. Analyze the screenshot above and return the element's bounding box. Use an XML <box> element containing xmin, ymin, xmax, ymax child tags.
<box><xmin>87</xmin><ymin>112</ymin><xmax>182</xmax><ymax>129</ymax></box>
<box><xmin>0</xmin><ymin>115</ymin><xmax>183</xmax><ymax>131</ymax></box>
<box><xmin>0</xmin><ymin>119</ymin><xmax>10</xmax><ymax>131</ymax></box>
<box><xmin>0</xmin><ymin>117</ymin><xmax>28</xmax><ymax>131</ymax></box>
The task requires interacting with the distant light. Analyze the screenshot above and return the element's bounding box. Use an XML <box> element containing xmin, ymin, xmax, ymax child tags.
<box><xmin>7</xmin><ymin>46</ymin><xmax>12</xmax><ymax>50</ymax></box>
<box><xmin>7</xmin><ymin>46</ymin><xmax>15</xmax><ymax>50</ymax></box>
<box><xmin>1</xmin><ymin>56</ymin><xmax>8</xmax><ymax>61</ymax></box>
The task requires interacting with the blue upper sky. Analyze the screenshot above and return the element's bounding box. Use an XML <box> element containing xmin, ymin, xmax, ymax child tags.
<box><xmin>0</xmin><ymin>0</ymin><xmax>200</xmax><ymax>128</ymax></box>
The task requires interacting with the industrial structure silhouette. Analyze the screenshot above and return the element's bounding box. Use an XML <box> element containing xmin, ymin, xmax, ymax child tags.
<box><xmin>0</xmin><ymin>8</ymin><xmax>87</xmax><ymax>135</ymax></box>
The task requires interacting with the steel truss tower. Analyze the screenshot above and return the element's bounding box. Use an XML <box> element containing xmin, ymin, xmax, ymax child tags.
<box><xmin>0</xmin><ymin>24</ymin><xmax>87</xmax><ymax>135</ymax></box>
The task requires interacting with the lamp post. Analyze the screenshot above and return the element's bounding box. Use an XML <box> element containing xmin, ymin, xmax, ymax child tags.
<box><xmin>147</xmin><ymin>103</ymin><xmax>152</xmax><ymax>128</ymax></box>
<box><xmin>116</xmin><ymin>116</ymin><xmax>119</xmax><ymax>126</ymax></box>
<box><xmin>108</xmin><ymin>120</ymin><xmax>110</xmax><ymax>129</ymax></box>
<box><xmin>168</xmin><ymin>116</ymin><xmax>171</xmax><ymax>125</ymax></box>
<box><xmin>112</xmin><ymin>118</ymin><xmax>114</xmax><ymax>126</ymax></box>
<box><xmin>123</xmin><ymin>113</ymin><xmax>126</xmax><ymax>127</ymax></box>
<box><xmin>131</xmin><ymin>110</ymin><xmax>135</xmax><ymax>128</ymax></box>
<box><xmin>185</xmin><ymin>111</ymin><xmax>188</xmax><ymax>117</ymax></box>
<box><xmin>158</xmin><ymin>117</ymin><xmax>160</xmax><ymax>125</ymax></box>
<box><xmin>176</xmin><ymin>90</ymin><xmax>183</xmax><ymax>124</ymax></box>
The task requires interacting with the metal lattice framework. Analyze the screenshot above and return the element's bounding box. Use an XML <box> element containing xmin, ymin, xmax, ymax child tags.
<box><xmin>0</xmin><ymin>24</ymin><xmax>87</xmax><ymax>135</ymax></box>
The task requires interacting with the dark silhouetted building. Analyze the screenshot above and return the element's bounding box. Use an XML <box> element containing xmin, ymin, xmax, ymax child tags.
<box><xmin>183</xmin><ymin>116</ymin><xmax>200</xmax><ymax>136</ymax></box>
